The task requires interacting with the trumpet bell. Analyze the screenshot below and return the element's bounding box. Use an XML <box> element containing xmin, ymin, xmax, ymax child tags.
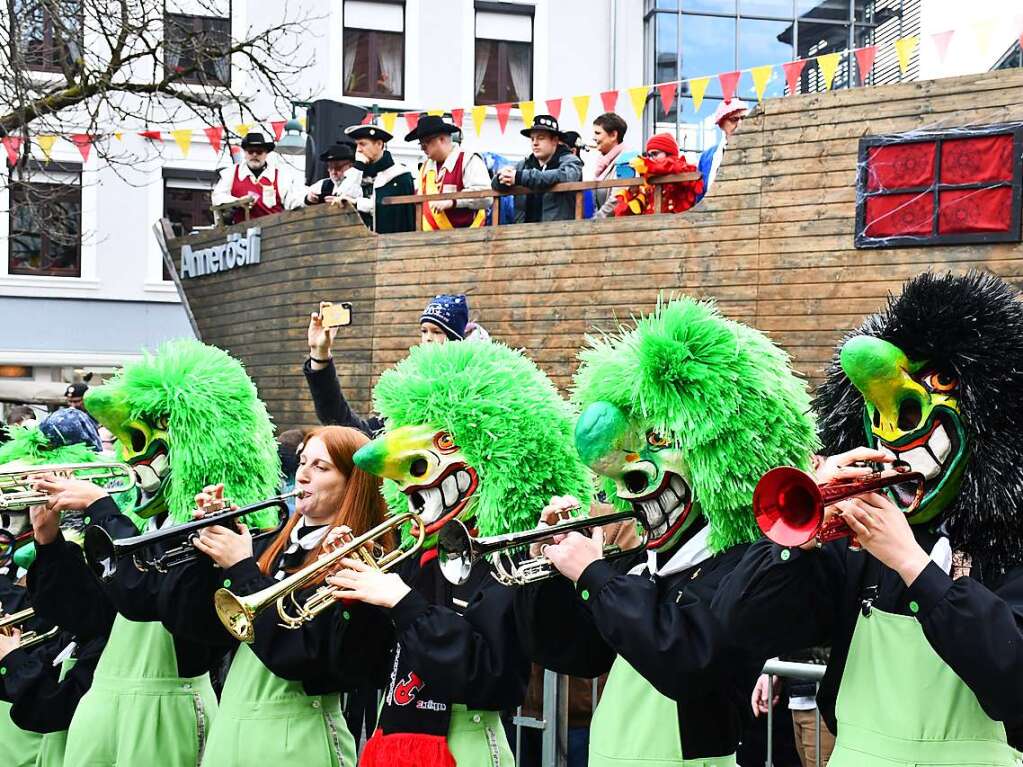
<box><xmin>437</xmin><ymin>519</ymin><xmax>474</xmax><ymax>586</ymax></box>
<box><xmin>214</xmin><ymin>588</ymin><xmax>256</xmax><ymax>643</ymax></box>
<box><xmin>753</xmin><ymin>467</ymin><xmax>822</xmax><ymax>547</ymax></box>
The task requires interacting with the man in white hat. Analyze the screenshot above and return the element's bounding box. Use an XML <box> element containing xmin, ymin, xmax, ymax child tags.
<box><xmin>696</xmin><ymin>99</ymin><xmax>750</xmax><ymax>203</ymax></box>
<box><xmin>211</xmin><ymin>130</ymin><xmax>306</xmax><ymax>223</ymax></box>
<box><xmin>336</xmin><ymin>123</ymin><xmax>415</xmax><ymax>234</ymax></box>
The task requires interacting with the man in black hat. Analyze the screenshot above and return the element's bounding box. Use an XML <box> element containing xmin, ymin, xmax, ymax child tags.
<box><xmin>492</xmin><ymin>114</ymin><xmax>583</xmax><ymax>223</ymax></box>
<box><xmin>212</xmin><ymin>130</ymin><xmax>306</xmax><ymax>223</ymax></box>
<box><xmin>336</xmin><ymin>123</ymin><xmax>415</xmax><ymax>234</ymax></box>
<box><xmin>405</xmin><ymin>115</ymin><xmax>491</xmax><ymax>230</ymax></box>
<box><xmin>64</xmin><ymin>382</ymin><xmax>88</xmax><ymax>412</ymax></box>
<box><xmin>305</xmin><ymin>141</ymin><xmax>357</xmax><ymax>205</ymax></box>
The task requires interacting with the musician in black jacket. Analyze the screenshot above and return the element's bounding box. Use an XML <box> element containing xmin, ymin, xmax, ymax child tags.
<box><xmin>305</xmin><ymin>142</ymin><xmax>356</xmax><ymax>206</ymax></box>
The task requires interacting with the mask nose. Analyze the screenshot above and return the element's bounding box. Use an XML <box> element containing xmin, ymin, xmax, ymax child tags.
<box><xmin>841</xmin><ymin>335</ymin><xmax>928</xmax><ymax>441</ymax></box>
<box><xmin>575</xmin><ymin>401</ymin><xmax>629</xmax><ymax>468</ymax></box>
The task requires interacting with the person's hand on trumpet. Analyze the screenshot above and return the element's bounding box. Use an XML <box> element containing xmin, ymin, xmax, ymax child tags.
<box><xmin>326</xmin><ymin>558</ymin><xmax>411</xmax><ymax>609</ymax></box>
<box><xmin>529</xmin><ymin>495</ymin><xmax>581</xmax><ymax>558</ymax></box>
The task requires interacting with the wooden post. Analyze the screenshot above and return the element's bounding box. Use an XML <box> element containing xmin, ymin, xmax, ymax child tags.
<box><xmin>653</xmin><ymin>183</ymin><xmax>663</xmax><ymax>213</ymax></box>
<box><xmin>415</xmin><ymin>203</ymin><xmax>423</xmax><ymax>231</ymax></box>
<box><xmin>493</xmin><ymin>199</ymin><xmax>501</xmax><ymax>226</ymax></box>
<box><xmin>574</xmin><ymin>191</ymin><xmax>584</xmax><ymax>220</ymax></box>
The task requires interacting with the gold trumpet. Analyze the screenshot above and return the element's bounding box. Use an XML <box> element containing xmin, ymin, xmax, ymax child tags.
<box><xmin>0</xmin><ymin>463</ymin><xmax>136</xmax><ymax>511</ymax></box>
<box><xmin>0</xmin><ymin>608</ymin><xmax>59</xmax><ymax>650</ymax></box>
<box><xmin>215</xmin><ymin>512</ymin><xmax>424</xmax><ymax>643</ymax></box>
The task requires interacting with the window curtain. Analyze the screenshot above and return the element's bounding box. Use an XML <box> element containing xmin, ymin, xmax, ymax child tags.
<box><xmin>343</xmin><ymin>33</ymin><xmax>358</xmax><ymax>92</ymax></box>
<box><xmin>375</xmin><ymin>33</ymin><xmax>403</xmax><ymax>96</ymax></box>
<box><xmin>507</xmin><ymin>44</ymin><xmax>531</xmax><ymax>102</ymax></box>
<box><xmin>474</xmin><ymin>40</ymin><xmax>491</xmax><ymax>99</ymax></box>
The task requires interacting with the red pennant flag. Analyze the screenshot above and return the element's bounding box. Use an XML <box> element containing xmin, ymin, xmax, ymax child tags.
<box><xmin>360</xmin><ymin>113</ymin><xmax>373</xmax><ymax>125</ymax></box>
<box><xmin>600</xmin><ymin>90</ymin><xmax>619</xmax><ymax>113</ymax></box>
<box><xmin>931</xmin><ymin>30</ymin><xmax>954</xmax><ymax>62</ymax></box>
<box><xmin>782</xmin><ymin>59</ymin><xmax>807</xmax><ymax>95</ymax></box>
<box><xmin>203</xmin><ymin>126</ymin><xmax>223</xmax><ymax>154</ymax></box>
<box><xmin>70</xmin><ymin>134</ymin><xmax>93</xmax><ymax>162</ymax></box>
<box><xmin>495</xmin><ymin>102</ymin><xmax>513</xmax><ymax>133</ymax></box>
<box><xmin>404</xmin><ymin>112</ymin><xmax>420</xmax><ymax>132</ymax></box>
<box><xmin>139</xmin><ymin>130</ymin><xmax>163</xmax><ymax>141</ymax></box>
<box><xmin>270</xmin><ymin>120</ymin><xmax>286</xmax><ymax>141</ymax></box>
<box><xmin>657</xmin><ymin>82</ymin><xmax>677</xmax><ymax>115</ymax></box>
<box><xmin>2</xmin><ymin>136</ymin><xmax>23</xmax><ymax>166</ymax></box>
<box><xmin>545</xmin><ymin>98</ymin><xmax>562</xmax><ymax>120</ymax></box>
<box><xmin>854</xmin><ymin>46</ymin><xmax>877</xmax><ymax>84</ymax></box>
<box><xmin>451</xmin><ymin>108</ymin><xmax>464</xmax><ymax>128</ymax></box>
<box><xmin>718</xmin><ymin>71</ymin><xmax>741</xmax><ymax>102</ymax></box>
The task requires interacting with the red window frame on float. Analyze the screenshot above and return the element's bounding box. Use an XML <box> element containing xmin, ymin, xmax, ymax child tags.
<box><xmin>854</xmin><ymin>124</ymin><xmax>1023</xmax><ymax>249</ymax></box>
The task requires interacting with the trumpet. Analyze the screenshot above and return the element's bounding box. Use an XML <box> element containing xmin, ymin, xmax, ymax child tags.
<box><xmin>753</xmin><ymin>464</ymin><xmax>926</xmax><ymax>548</ymax></box>
<box><xmin>215</xmin><ymin>511</ymin><xmax>424</xmax><ymax>643</ymax></box>
<box><xmin>83</xmin><ymin>493</ymin><xmax>294</xmax><ymax>580</ymax></box>
<box><xmin>0</xmin><ymin>608</ymin><xmax>59</xmax><ymax>650</ymax></box>
<box><xmin>0</xmin><ymin>462</ymin><xmax>137</xmax><ymax>511</ymax></box>
<box><xmin>437</xmin><ymin>509</ymin><xmax>647</xmax><ymax>587</ymax></box>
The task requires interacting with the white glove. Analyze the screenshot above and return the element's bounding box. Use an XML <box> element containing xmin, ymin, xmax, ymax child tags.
<box><xmin>355</xmin><ymin>197</ymin><xmax>373</xmax><ymax>213</ymax></box>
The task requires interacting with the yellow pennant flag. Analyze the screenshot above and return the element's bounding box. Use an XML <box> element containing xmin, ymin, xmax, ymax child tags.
<box><xmin>973</xmin><ymin>20</ymin><xmax>995</xmax><ymax>56</ymax></box>
<box><xmin>750</xmin><ymin>64</ymin><xmax>774</xmax><ymax>102</ymax></box>
<box><xmin>298</xmin><ymin>116</ymin><xmax>307</xmax><ymax>130</ymax></box>
<box><xmin>381</xmin><ymin>112</ymin><xmax>398</xmax><ymax>135</ymax></box>
<box><xmin>471</xmin><ymin>105</ymin><xmax>487</xmax><ymax>137</ymax></box>
<box><xmin>688</xmin><ymin>77</ymin><xmax>710</xmax><ymax>112</ymax></box>
<box><xmin>427</xmin><ymin>110</ymin><xmax>444</xmax><ymax>117</ymax></box>
<box><xmin>628</xmin><ymin>86</ymin><xmax>649</xmax><ymax>119</ymax></box>
<box><xmin>572</xmin><ymin>94</ymin><xmax>590</xmax><ymax>125</ymax></box>
<box><xmin>35</xmin><ymin>135</ymin><xmax>57</xmax><ymax>160</ymax></box>
<box><xmin>234</xmin><ymin>123</ymin><xmax>251</xmax><ymax>138</ymax></box>
<box><xmin>519</xmin><ymin>100</ymin><xmax>535</xmax><ymax>128</ymax></box>
<box><xmin>894</xmin><ymin>36</ymin><xmax>918</xmax><ymax>74</ymax></box>
<box><xmin>113</xmin><ymin>131</ymin><xmax>123</xmax><ymax>141</ymax></box>
<box><xmin>171</xmin><ymin>129</ymin><xmax>193</xmax><ymax>157</ymax></box>
<box><xmin>817</xmin><ymin>52</ymin><xmax>842</xmax><ymax>90</ymax></box>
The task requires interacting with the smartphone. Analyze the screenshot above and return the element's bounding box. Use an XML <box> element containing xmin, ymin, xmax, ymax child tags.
<box><xmin>320</xmin><ymin>302</ymin><xmax>352</xmax><ymax>328</ymax></box>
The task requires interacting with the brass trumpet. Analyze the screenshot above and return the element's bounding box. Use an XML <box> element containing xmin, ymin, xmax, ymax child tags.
<box><xmin>0</xmin><ymin>462</ymin><xmax>136</xmax><ymax>511</ymax></box>
<box><xmin>0</xmin><ymin>608</ymin><xmax>59</xmax><ymax>650</ymax></box>
<box><xmin>437</xmin><ymin>509</ymin><xmax>647</xmax><ymax>587</ymax></box>
<box><xmin>83</xmin><ymin>493</ymin><xmax>294</xmax><ymax>580</ymax></box>
<box><xmin>215</xmin><ymin>511</ymin><xmax>424</xmax><ymax>643</ymax></box>
<box><xmin>753</xmin><ymin>465</ymin><xmax>926</xmax><ymax>548</ymax></box>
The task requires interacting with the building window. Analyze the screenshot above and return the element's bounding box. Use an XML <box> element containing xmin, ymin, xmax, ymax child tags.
<box><xmin>474</xmin><ymin>8</ymin><xmax>533</xmax><ymax>105</ymax></box>
<box><xmin>9</xmin><ymin>177</ymin><xmax>82</xmax><ymax>277</ymax></box>
<box><xmin>14</xmin><ymin>0</ymin><xmax>84</xmax><ymax>73</ymax></box>
<box><xmin>165</xmin><ymin>12</ymin><xmax>232</xmax><ymax>85</ymax></box>
<box><xmin>163</xmin><ymin>174</ymin><xmax>216</xmax><ymax>280</ymax></box>
<box><xmin>855</xmin><ymin>125</ymin><xmax>1023</xmax><ymax>248</ymax></box>
<box><xmin>343</xmin><ymin>1</ymin><xmax>405</xmax><ymax>100</ymax></box>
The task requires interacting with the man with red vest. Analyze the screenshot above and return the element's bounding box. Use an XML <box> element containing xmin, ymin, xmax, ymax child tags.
<box><xmin>212</xmin><ymin>131</ymin><xmax>305</xmax><ymax>224</ymax></box>
<box><xmin>405</xmin><ymin>115</ymin><xmax>491</xmax><ymax>230</ymax></box>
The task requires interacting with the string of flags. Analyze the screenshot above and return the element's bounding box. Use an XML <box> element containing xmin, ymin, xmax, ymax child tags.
<box><xmin>3</xmin><ymin>16</ymin><xmax>1022</xmax><ymax>167</ymax></box>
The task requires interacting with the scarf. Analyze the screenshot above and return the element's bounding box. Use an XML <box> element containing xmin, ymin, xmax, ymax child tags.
<box><xmin>273</xmin><ymin>522</ymin><xmax>328</xmax><ymax>580</ymax></box>
<box><xmin>594</xmin><ymin>142</ymin><xmax>626</xmax><ymax>180</ymax></box>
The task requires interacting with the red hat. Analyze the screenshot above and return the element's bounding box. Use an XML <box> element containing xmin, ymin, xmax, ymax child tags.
<box><xmin>645</xmin><ymin>133</ymin><xmax>679</xmax><ymax>157</ymax></box>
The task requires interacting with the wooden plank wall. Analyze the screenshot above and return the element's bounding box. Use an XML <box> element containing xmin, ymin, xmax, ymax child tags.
<box><xmin>173</xmin><ymin>67</ymin><xmax>1023</xmax><ymax>431</ymax></box>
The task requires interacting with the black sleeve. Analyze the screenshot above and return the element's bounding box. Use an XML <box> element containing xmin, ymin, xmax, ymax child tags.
<box><xmin>906</xmin><ymin>561</ymin><xmax>1023</xmax><ymax>724</ymax></box>
<box><xmin>389</xmin><ymin>579</ymin><xmax>530</xmax><ymax>709</ymax></box>
<box><xmin>303</xmin><ymin>357</ymin><xmax>381</xmax><ymax>436</ymax></box>
<box><xmin>514</xmin><ymin>573</ymin><xmax>616</xmax><ymax>678</ymax></box>
<box><xmin>711</xmin><ymin>538</ymin><xmax>844</xmax><ymax>660</ymax></box>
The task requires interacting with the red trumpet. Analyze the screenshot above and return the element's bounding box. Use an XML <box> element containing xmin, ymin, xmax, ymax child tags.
<box><xmin>753</xmin><ymin>465</ymin><xmax>926</xmax><ymax>548</ymax></box>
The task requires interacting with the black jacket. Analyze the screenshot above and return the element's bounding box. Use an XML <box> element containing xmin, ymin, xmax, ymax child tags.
<box><xmin>303</xmin><ymin>357</ymin><xmax>383</xmax><ymax>437</ymax></box>
<box><xmin>713</xmin><ymin>529</ymin><xmax>1023</xmax><ymax>747</ymax></box>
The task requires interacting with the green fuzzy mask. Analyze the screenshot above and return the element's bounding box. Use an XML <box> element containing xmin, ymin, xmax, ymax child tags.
<box><xmin>83</xmin><ymin>339</ymin><xmax>281</xmax><ymax>531</ymax></box>
<box><xmin>573</xmin><ymin>296</ymin><xmax>818</xmax><ymax>553</ymax></box>
<box><xmin>355</xmin><ymin>340</ymin><xmax>592</xmax><ymax>546</ymax></box>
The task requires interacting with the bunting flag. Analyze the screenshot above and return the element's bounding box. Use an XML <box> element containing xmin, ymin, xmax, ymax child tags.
<box><xmin>931</xmin><ymin>30</ymin><xmax>954</xmax><ymax>62</ymax></box>
<box><xmin>270</xmin><ymin>120</ymin><xmax>286</xmax><ymax>141</ymax></box>
<box><xmin>718</xmin><ymin>71</ymin><xmax>741</xmax><ymax>102</ymax></box>
<box><xmin>451</xmin><ymin>108</ymin><xmax>464</xmax><ymax>129</ymax></box>
<box><xmin>545</xmin><ymin>98</ymin><xmax>562</xmax><ymax>120</ymax></box>
<box><xmin>360</xmin><ymin>113</ymin><xmax>373</xmax><ymax>125</ymax></box>
<box><xmin>170</xmin><ymin>129</ymin><xmax>193</xmax><ymax>157</ymax></box>
<box><xmin>628</xmin><ymin>85</ymin><xmax>649</xmax><ymax>119</ymax></box>
<box><xmin>817</xmin><ymin>52</ymin><xmax>842</xmax><ymax>90</ymax></box>
<box><xmin>854</xmin><ymin>46</ymin><xmax>877</xmax><ymax>84</ymax></box>
<box><xmin>427</xmin><ymin>110</ymin><xmax>444</xmax><ymax>117</ymax></box>
<box><xmin>495</xmin><ymin>102</ymin><xmax>513</xmax><ymax>133</ymax></box>
<box><xmin>113</xmin><ymin>132</ymin><xmax>123</xmax><ymax>141</ymax></box>
<box><xmin>404</xmin><ymin>112</ymin><xmax>420</xmax><ymax>133</ymax></box>
<box><xmin>973</xmin><ymin>20</ymin><xmax>995</xmax><ymax>56</ymax></box>
<box><xmin>519</xmin><ymin>100</ymin><xmax>535</xmax><ymax>128</ymax></box>
<box><xmin>688</xmin><ymin>77</ymin><xmax>710</xmax><ymax>112</ymax></box>
<box><xmin>298</xmin><ymin>116</ymin><xmax>307</xmax><ymax>130</ymax></box>
<box><xmin>471</xmin><ymin>105</ymin><xmax>487</xmax><ymax>136</ymax></box>
<box><xmin>70</xmin><ymin>134</ymin><xmax>93</xmax><ymax>162</ymax></box>
<box><xmin>203</xmin><ymin>126</ymin><xmax>223</xmax><ymax>154</ymax></box>
<box><xmin>234</xmin><ymin>123</ymin><xmax>251</xmax><ymax>138</ymax></box>
<box><xmin>139</xmin><ymin>130</ymin><xmax>162</xmax><ymax>141</ymax></box>
<box><xmin>600</xmin><ymin>90</ymin><xmax>619</xmax><ymax>113</ymax></box>
<box><xmin>657</xmin><ymin>82</ymin><xmax>677</xmax><ymax>115</ymax></box>
<box><xmin>36</xmin><ymin>134</ymin><xmax>57</xmax><ymax>161</ymax></box>
<box><xmin>751</xmin><ymin>64</ymin><xmax>774</xmax><ymax>102</ymax></box>
<box><xmin>572</xmin><ymin>94</ymin><xmax>590</xmax><ymax>125</ymax></box>
<box><xmin>2</xmin><ymin>136</ymin><xmax>22</xmax><ymax>166</ymax></box>
<box><xmin>782</xmin><ymin>59</ymin><xmax>807</xmax><ymax>94</ymax></box>
<box><xmin>380</xmin><ymin>112</ymin><xmax>397</xmax><ymax>135</ymax></box>
<box><xmin>895</xmin><ymin>36</ymin><xmax>918</xmax><ymax>74</ymax></box>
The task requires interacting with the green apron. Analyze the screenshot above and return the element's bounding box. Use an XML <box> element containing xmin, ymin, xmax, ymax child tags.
<box><xmin>64</xmin><ymin>615</ymin><xmax>217</xmax><ymax>767</ymax></box>
<box><xmin>830</xmin><ymin>607</ymin><xmax>1023</xmax><ymax>767</ymax></box>
<box><xmin>0</xmin><ymin>699</ymin><xmax>43</xmax><ymax>767</ymax></box>
<box><xmin>200</xmin><ymin>643</ymin><xmax>356</xmax><ymax>767</ymax></box>
<box><xmin>447</xmin><ymin>704</ymin><xmax>515</xmax><ymax>766</ymax></box>
<box><xmin>34</xmin><ymin>656</ymin><xmax>76</xmax><ymax>767</ymax></box>
<box><xmin>588</xmin><ymin>656</ymin><xmax>737</xmax><ymax>767</ymax></box>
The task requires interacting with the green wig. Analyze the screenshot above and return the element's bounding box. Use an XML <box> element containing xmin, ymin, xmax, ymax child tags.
<box><xmin>85</xmin><ymin>339</ymin><xmax>281</xmax><ymax>528</ymax></box>
<box><xmin>373</xmin><ymin>340</ymin><xmax>592</xmax><ymax>537</ymax></box>
<box><xmin>0</xmin><ymin>425</ymin><xmax>103</xmax><ymax>467</ymax></box>
<box><xmin>573</xmin><ymin>296</ymin><xmax>819</xmax><ymax>552</ymax></box>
